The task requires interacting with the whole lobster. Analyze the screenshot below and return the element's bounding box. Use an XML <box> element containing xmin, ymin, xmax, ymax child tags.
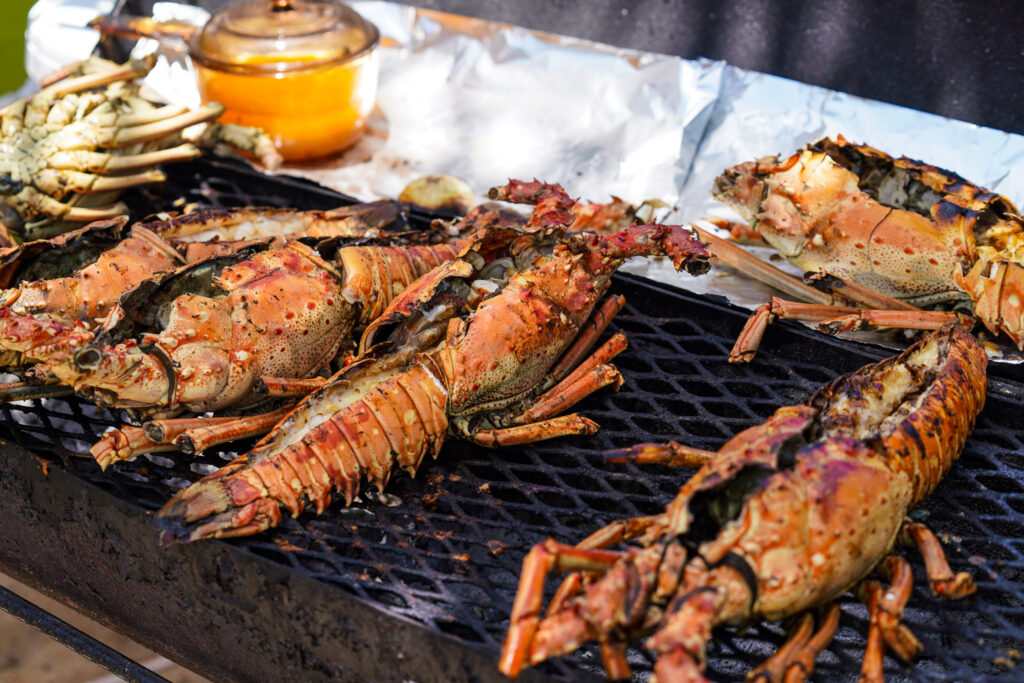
<box><xmin>502</xmin><ymin>321</ymin><xmax>985</xmax><ymax>682</ymax></box>
<box><xmin>45</xmin><ymin>236</ymin><xmax>464</xmax><ymax>412</ymax></box>
<box><xmin>706</xmin><ymin>136</ymin><xmax>1024</xmax><ymax>360</ymax></box>
<box><xmin>0</xmin><ymin>201</ymin><xmax>420</xmax><ymax>396</ymax></box>
<box><xmin>153</xmin><ymin>220</ymin><xmax>712</xmax><ymax>542</ymax></box>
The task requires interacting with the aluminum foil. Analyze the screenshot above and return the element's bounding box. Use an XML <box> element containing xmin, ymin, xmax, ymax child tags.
<box><xmin>20</xmin><ymin>0</ymin><xmax>1024</xmax><ymax>363</ymax></box>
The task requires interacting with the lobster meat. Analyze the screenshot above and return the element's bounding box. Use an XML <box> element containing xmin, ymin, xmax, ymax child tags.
<box><xmin>501</xmin><ymin>321</ymin><xmax>986</xmax><ymax>682</ymax></box>
<box><xmin>707</xmin><ymin>136</ymin><xmax>1024</xmax><ymax>359</ymax></box>
<box><xmin>0</xmin><ymin>56</ymin><xmax>280</xmax><ymax>243</ymax></box>
<box><xmin>153</xmin><ymin>220</ymin><xmax>711</xmax><ymax>542</ymax></box>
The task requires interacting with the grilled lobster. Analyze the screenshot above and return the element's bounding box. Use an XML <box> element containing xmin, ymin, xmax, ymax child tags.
<box><xmin>0</xmin><ymin>56</ymin><xmax>280</xmax><ymax>243</ymax></box>
<box><xmin>44</xmin><ymin>235</ymin><xmax>464</xmax><ymax>414</ymax></box>
<box><xmin>501</xmin><ymin>321</ymin><xmax>986</xmax><ymax>682</ymax></box>
<box><xmin>0</xmin><ymin>201</ymin><xmax>419</xmax><ymax>377</ymax></box>
<box><xmin>707</xmin><ymin>136</ymin><xmax>1024</xmax><ymax>359</ymax></box>
<box><xmin>153</xmin><ymin>220</ymin><xmax>711</xmax><ymax>542</ymax></box>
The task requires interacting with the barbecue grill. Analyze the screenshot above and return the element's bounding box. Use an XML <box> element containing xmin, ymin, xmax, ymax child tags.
<box><xmin>0</xmin><ymin>157</ymin><xmax>1022</xmax><ymax>682</ymax></box>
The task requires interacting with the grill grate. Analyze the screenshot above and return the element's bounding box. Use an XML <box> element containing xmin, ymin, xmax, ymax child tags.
<box><xmin>1</xmin><ymin>159</ymin><xmax>1023</xmax><ymax>681</ymax></box>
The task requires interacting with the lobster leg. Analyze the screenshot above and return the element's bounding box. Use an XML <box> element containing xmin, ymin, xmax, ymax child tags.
<box><xmin>0</xmin><ymin>379</ymin><xmax>74</xmax><ymax>402</ymax></box>
<box><xmin>748</xmin><ymin>603</ymin><xmax>840</xmax><ymax>683</ymax></box>
<box><xmin>500</xmin><ymin>539</ymin><xmax>627</xmax><ymax>678</ymax></box>
<box><xmin>543</xmin><ymin>295</ymin><xmax>626</xmax><ymax>388</ymax></box>
<box><xmin>547</xmin><ymin>515</ymin><xmax>664</xmax><ymax>615</ymax></box>
<box><xmin>748</xmin><ymin>612</ymin><xmax>815</xmax><ymax>683</ymax></box>
<box><xmin>91</xmin><ymin>424</ymin><xmax>183</xmax><ymax>469</ymax></box>
<box><xmin>516</xmin><ymin>361</ymin><xmax>622</xmax><ymax>426</ymax></box>
<box><xmin>694</xmin><ymin>225</ymin><xmax>834</xmax><ymax>305</ymax></box>
<box><xmin>899</xmin><ymin>521</ymin><xmax>976</xmax><ymax>599</ymax></box>
<box><xmin>857</xmin><ymin>555</ymin><xmax>923</xmax><ymax>682</ymax></box>
<box><xmin>174</xmin><ymin>405</ymin><xmax>294</xmax><ymax>455</ymax></box>
<box><xmin>730</xmin><ymin>298</ymin><xmax>863</xmax><ymax>363</ymax></box>
<box><xmin>255</xmin><ymin>376</ymin><xmax>329</xmax><ymax>398</ymax></box>
<box><xmin>604</xmin><ymin>440</ymin><xmax>717</xmax><ymax>467</ymax></box>
<box><xmin>470</xmin><ymin>414</ymin><xmax>598</xmax><ymax>447</ymax></box>
<box><xmin>513</xmin><ymin>330</ymin><xmax>628</xmax><ymax>427</ymax></box>
<box><xmin>730</xmin><ymin>298</ymin><xmax>961</xmax><ymax>363</ymax></box>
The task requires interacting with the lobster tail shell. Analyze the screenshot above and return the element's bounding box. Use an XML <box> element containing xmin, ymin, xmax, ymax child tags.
<box><xmin>156</xmin><ymin>361</ymin><xmax>450</xmax><ymax>543</ymax></box>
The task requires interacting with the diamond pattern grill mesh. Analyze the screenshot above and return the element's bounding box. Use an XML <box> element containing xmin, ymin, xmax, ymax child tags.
<box><xmin>2</xmin><ymin>159</ymin><xmax>1023</xmax><ymax>681</ymax></box>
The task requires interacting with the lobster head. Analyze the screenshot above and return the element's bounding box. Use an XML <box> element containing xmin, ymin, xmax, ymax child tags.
<box><xmin>361</xmin><ymin>222</ymin><xmax>710</xmax><ymax>420</ymax></box>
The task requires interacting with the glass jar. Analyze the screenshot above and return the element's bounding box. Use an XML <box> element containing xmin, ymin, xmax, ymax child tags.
<box><xmin>191</xmin><ymin>0</ymin><xmax>379</xmax><ymax>162</ymax></box>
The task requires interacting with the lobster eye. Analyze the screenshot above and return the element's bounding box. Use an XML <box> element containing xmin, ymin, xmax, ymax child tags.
<box><xmin>74</xmin><ymin>346</ymin><xmax>103</xmax><ymax>370</ymax></box>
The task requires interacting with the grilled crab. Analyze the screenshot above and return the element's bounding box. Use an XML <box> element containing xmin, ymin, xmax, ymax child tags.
<box><xmin>0</xmin><ymin>56</ymin><xmax>280</xmax><ymax>244</ymax></box>
<box><xmin>707</xmin><ymin>136</ymin><xmax>1024</xmax><ymax>359</ymax></box>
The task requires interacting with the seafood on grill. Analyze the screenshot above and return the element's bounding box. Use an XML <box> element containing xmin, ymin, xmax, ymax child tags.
<box><xmin>0</xmin><ymin>55</ymin><xmax>280</xmax><ymax>243</ymax></box>
<box><xmin>705</xmin><ymin>136</ymin><xmax>1024</xmax><ymax>360</ymax></box>
<box><xmin>501</xmin><ymin>321</ymin><xmax>985</xmax><ymax>682</ymax></box>
<box><xmin>153</xmin><ymin>218</ymin><xmax>712</xmax><ymax>542</ymax></box>
<box><xmin>43</xmin><ymin>180</ymin><xmax>658</xmax><ymax>466</ymax></box>
<box><xmin>0</xmin><ymin>200</ymin><xmax>423</xmax><ymax>378</ymax></box>
<box><xmin>42</xmin><ymin>234</ymin><xmax>463</xmax><ymax>418</ymax></box>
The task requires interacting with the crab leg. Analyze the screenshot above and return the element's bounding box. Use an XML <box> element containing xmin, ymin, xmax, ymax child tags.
<box><xmin>36</xmin><ymin>58</ymin><xmax>151</xmax><ymax>98</ymax></box>
<box><xmin>34</xmin><ymin>169</ymin><xmax>166</xmax><ymax>195</ymax></box>
<box><xmin>110</xmin><ymin>104</ymin><xmax>225</xmax><ymax>147</ymax></box>
<box><xmin>47</xmin><ymin>145</ymin><xmax>201</xmax><ymax>173</ymax></box>
<box><xmin>10</xmin><ymin>187</ymin><xmax>127</xmax><ymax>223</ymax></box>
<box><xmin>117</xmin><ymin>104</ymin><xmax>191</xmax><ymax>127</ymax></box>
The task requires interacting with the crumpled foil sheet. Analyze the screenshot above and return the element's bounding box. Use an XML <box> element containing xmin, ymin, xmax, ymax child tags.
<box><xmin>21</xmin><ymin>0</ymin><xmax>1024</xmax><ymax>363</ymax></box>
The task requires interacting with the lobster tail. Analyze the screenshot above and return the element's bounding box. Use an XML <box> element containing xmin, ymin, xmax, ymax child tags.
<box><xmin>155</xmin><ymin>361</ymin><xmax>451</xmax><ymax>543</ymax></box>
<box><xmin>155</xmin><ymin>460</ymin><xmax>282</xmax><ymax>544</ymax></box>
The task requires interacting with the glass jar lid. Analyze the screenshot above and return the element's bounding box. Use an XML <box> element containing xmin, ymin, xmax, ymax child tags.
<box><xmin>192</xmin><ymin>0</ymin><xmax>379</xmax><ymax>74</ymax></box>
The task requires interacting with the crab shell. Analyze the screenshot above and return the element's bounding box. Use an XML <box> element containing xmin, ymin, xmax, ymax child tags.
<box><xmin>713</xmin><ymin>136</ymin><xmax>1024</xmax><ymax>306</ymax></box>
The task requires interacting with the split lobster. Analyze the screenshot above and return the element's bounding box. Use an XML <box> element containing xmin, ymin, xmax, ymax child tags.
<box><xmin>705</xmin><ymin>136</ymin><xmax>1024</xmax><ymax>360</ymax></box>
<box><xmin>153</xmin><ymin>220</ymin><xmax>711</xmax><ymax>542</ymax></box>
<box><xmin>502</xmin><ymin>321</ymin><xmax>986</xmax><ymax>681</ymax></box>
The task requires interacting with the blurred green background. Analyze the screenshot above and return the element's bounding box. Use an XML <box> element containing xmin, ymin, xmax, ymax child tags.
<box><xmin>0</xmin><ymin>1</ymin><xmax>39</xmax><ymax>95</ymax></box>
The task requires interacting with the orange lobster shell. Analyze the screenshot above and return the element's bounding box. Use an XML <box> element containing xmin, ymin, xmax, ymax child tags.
<box><xmin>714</xmin><ymin>136</ymin><xmax>1024</xmax><ymax>348</ymax></box>
<box><xmin>502</xmin><ymin>322</ymin><xmax>986</xmax><ymax>681</ymax></box>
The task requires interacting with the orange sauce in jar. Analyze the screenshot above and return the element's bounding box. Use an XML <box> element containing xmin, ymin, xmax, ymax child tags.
<box><xmin>197</xmin><ymin>52</ymin><xmax>377</xmax><ymax>161</ymax></box>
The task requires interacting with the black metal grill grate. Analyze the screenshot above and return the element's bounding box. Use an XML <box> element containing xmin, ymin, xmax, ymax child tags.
<box><xmin>1</xmin><ymin>159</ymin><xmax>1023</xmax><ymax>681</ymax></box>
